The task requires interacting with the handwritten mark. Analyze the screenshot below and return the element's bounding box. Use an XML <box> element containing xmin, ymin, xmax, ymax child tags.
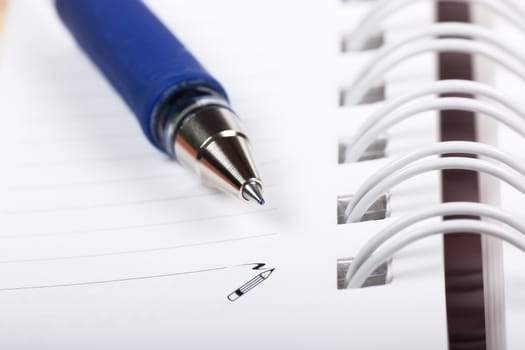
<box><xmin>0</xmin><ymin>262</ymin><xmax>271</xmax><ymax>292</ymax></box>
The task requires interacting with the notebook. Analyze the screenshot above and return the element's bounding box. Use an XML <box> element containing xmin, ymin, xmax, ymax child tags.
<box><xmin>0</xmin><ymin>0</ymin><xmax>522</xmax><ymax>349</ymax></box>
<box><xmin>485</xmin><ymin>2</ymin><xmax>525</xmax><ymax>349</ymax></box>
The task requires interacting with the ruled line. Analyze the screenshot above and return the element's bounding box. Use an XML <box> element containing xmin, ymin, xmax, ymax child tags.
<box><xmin>22</xmin><ymin>104</ymin><xmax>274</xmax><ymax>126</ymax></box>
<box><xmin>8</xmin><ymin>159</ymin><xmax>279</xmax><ymax>190</ymax></box>
<box><xmin>0</xmin><ymin>207</ymin><xmax>278</xmax><ymax>239</ymax></box>
<box><xmin>17</xmin><ymin>131</ymin><xmax>140</xmax><ymax>145</ymax></box>
<box><xmin>6</xmin><ymin>183</ymin><xmax>278</xmax><ymax>214</ymax></box>
<box><xmin>0</xmin><ymin>232</ymin><xmax>278</xmax><ymax>264</ymax></box>
<box><xmin>16</xmin><ymin>129</ymin><xmax>277</xmax><ymax>147</ymax></box>
<box><xmin>0</xmin><ymin>267</ymin><xmax>229</xmax><ymax>292</ymax></box>
<box><xmin>6</xmin><ymin>191</ymin><xmax>214</xmax><ymax>214</ymax></box>
<box><xmin>15</xmin><ymin>137</ymin><xmax>277</xmax><ymax>167</ymax></box>
<box><xmin>8</xmin><ymin>172</ymin><xmax>187</xmax><ymax>190</ymax></box>
<box><xmin>16</xmin><ymin>152</ymin><xmax>158</xmax><ymax>168</ymax></box>
<box><xmin>25</xmin><ymin>108</ymin><xmax>130</xmax><ymax>124</ymax></box>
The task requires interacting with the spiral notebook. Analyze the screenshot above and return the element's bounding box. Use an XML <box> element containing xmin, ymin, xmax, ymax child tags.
<box><xmin>0</xmin><ymin>0</ymin><xmax>523</xmax><ymax>349</ymax></box>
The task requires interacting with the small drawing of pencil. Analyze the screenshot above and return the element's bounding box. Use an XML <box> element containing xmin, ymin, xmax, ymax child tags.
<box><xmin>227</xmin><ymin>268</ymin><xmax>274</xmax><ymax>302</ymax></box>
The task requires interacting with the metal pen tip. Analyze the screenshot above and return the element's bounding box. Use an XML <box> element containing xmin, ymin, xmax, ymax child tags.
<box><xmin>242</xmin><ymin>181</ymin><xmax>265</xmax><ymax>205</ymax></box>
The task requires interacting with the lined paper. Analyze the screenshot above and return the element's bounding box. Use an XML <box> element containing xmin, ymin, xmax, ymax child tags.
<box><xmin>0</xmin><ymin>1</ymin><xmax>450</xmax><ymax>349</ymax></box>
<box><xmin>0</xmin><ymin>0</ymin><xmax>294</xmax><ymax>284</ymax></box>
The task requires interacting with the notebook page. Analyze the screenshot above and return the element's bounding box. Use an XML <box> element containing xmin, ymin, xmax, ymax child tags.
<box><xmin>333</xmin><ymin>0</ymin><xmax>448</xmax><ymax>346</ymax></box>
<box><xmin>0</xmin><ymin>1</ymin><xmax>337</xmax><ymax>348</ymax></box>
<box><xmin>0</xmin><ymin>0</ymin><xmax>447</xmax><ymax>349</ymax></box>
<box><xmin>487</xmin><ymin>2</ymin><xmax>525</xmax><ymax>349</ymax></box>
<box><xmin>0</xmin><ymin>0</ymin><xmax>301</xmax><ymax>282</ymax></box>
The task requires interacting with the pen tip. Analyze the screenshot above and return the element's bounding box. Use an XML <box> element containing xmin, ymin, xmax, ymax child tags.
<box><xmin>242</xmin><ymin>181</ymin><xmax>265</xmax><ymax>205</ymax></box>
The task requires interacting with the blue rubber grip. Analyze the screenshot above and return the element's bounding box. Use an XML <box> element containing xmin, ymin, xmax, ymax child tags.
<box><xmin>55</xmin><ymin>0</ymin><xmax>227</xmax><ymax>149</ymax></box>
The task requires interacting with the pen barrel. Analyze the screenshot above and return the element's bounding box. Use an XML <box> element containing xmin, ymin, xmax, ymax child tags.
<box><xmin>55</xmin><ymin>0</ymin><xmax>227</xmax><ymax>150</ymax></box>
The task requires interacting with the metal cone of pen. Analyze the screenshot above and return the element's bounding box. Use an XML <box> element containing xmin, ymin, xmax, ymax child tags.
<box><xmin>55</xmin><ymin>0</ymin><xmax>264</xmax><ymax>205</ymax></box>
<box><xmin>166</xmin><ymin>96</ymin><xmax>265</xmax><ymax>205</ymax></box>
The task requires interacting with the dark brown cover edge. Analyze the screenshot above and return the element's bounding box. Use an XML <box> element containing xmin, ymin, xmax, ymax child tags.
<box><xmin>437</xmin><ymin>2</ymin><xmax>486</xmax><ymax>350</ymax></box>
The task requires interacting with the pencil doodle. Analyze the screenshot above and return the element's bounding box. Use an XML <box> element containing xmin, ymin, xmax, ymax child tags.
<box><xmin>227</xmin><ymin>267</ymin><xmax>275</xmax><ymax>302</ymax></box>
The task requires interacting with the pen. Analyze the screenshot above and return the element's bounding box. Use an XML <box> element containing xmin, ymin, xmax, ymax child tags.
<box><xmin>55</xmin><ymin>0</ymin><xmax>265</xmax><ymax>205</ymax></box>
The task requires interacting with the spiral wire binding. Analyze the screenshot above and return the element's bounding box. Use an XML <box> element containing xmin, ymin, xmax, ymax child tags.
<box><xmin>348</xmin><ymin>97</ymin><xmax>525</xmax><ymax>163</ymax></box>
<box><xmin>341</xmin><ymin>23</ymin><xmax>525</xmax><ymax>105</ymax></box>
<box><xmin>340</xmin><ymin>0</ymin><xmax>525</xmax><ymax>289</ymax></box>
<box><xmin>344</xmin><ymin>79</ymin><xmax>525</xmax><ymax>162</ymax></box>
<box><xmin>349</xmin><ymin>219</ymin><xmax>525</xmax><ymax>288</ymax></box>
<box><xmin>345</xmin><ymin>38</ymin><xmax>525</xmax><ymax>105</ymax></box>
<box><xmin>346</xmin><ymin>0</ymin><xmax>525</xmax><ymax>52</ymax></box>
<box><xmin>345</xmin><ymin>202</ymin><xmax>525</xmax><ymax>288</ymax></box>
<box><xmin>345</xmin><ymin>142</ymin><xmax>525</xmax><ymax>223</ymax></box>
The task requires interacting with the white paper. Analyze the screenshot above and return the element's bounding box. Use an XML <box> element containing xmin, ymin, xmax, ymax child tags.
<box><xmin>0</xmin><ymin>0</ymin><xmax>448</xmax><ymax>349</ymax></box>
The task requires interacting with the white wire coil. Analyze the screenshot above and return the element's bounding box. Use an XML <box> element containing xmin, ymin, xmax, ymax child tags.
<box><xmin>340</xmin><ymin>0</ymin><xmax>525</xmax><ymax>291</ymax></box>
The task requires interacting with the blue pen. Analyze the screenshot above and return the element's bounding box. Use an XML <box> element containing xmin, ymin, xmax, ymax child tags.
<box><xmin>55</xmin><ymin>0</ymin><xmax>264</xmax><ymax>205</ymax></box>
